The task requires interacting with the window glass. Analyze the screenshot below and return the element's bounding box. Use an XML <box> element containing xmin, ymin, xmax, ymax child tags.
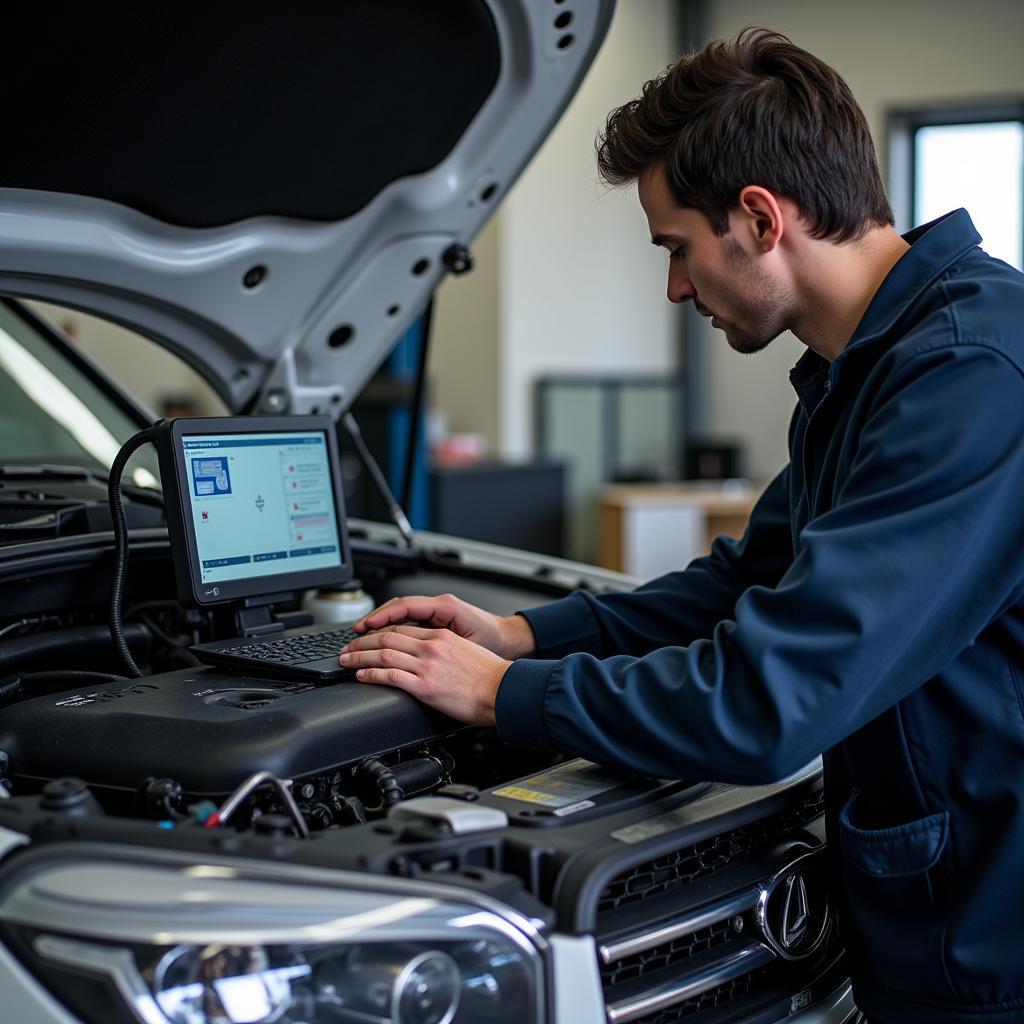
<box><xmin>0</xmin><ymin>302</ymin><xmax>163</xmax><ymax>487</ymax></box>
<box><xmin>539</xmin><ymin>383</ymin><xmax>605</xmax><ymax>563</ymax></box>
<box><xmin>617</xmin><ymin>384</ymin><xmax>681</xmax><ymax>483</ymax></box>
<box><xmin>915</xmin><ymin>121</ymin><xmax>1023</xmax><ymax>270</ymax></box>
<box><xmin>26</xmin><ymin>300</ymin><xmax>227</xmax><ymax>421</ymax></box>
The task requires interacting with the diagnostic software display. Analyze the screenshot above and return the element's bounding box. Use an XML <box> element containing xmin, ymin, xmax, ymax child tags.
<box><xmin>181</xmin><ymin>430</ymin><xmax>344</xmax><ymax>587</ymax></box>
<box><xmin>155</xmin><ymin>416</ymin><xmax>352</xmax><ymax>607</ymax></box>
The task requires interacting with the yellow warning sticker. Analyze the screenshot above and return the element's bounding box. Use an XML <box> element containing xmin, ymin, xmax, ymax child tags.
<box><xmin>491</xmin><ymin>785</ymin><xmax>554</xmax><ymax>805</ymax></box>
<box><xmin>492</xmin><ymin>760</ymin><xmax>625</xmax><ymax>808</ymax></box>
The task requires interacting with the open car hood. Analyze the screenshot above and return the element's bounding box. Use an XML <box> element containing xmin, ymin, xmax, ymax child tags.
<box><xmin>0</xmin><ymin>2</ymin><xmax>614</xmax><ymax>416</ymax></box>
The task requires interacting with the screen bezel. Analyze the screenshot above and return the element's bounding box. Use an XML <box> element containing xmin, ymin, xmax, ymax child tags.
<box><xmin>156</xmin><ymin>415</ymin><xmax>353</xmax><ymax>607</ymax></box>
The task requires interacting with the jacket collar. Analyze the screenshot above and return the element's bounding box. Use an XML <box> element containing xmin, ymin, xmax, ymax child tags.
<box><xmin>791</xmin><ymin>208</ymin><xmax>982</xmax><ymax>396</ymax></box>
<box><xmin>841</xmin><ymin>207</ymin><xmax>980</xmax><ymax>355</ymax></box>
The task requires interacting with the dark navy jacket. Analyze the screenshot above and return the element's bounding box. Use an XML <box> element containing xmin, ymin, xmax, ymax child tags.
<box><xmin>496</xmin><ymin>210</ymin><xmax>1024</xmax><ymax>1023</ymax></box>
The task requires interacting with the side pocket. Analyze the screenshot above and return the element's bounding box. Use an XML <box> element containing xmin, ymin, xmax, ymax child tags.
<box><xmin>838</xmin><ymin>791</ymin><xmax>953</xmax><ymax>997</ymax></box>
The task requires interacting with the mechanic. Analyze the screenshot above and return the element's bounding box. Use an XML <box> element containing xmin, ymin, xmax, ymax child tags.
<box><xmin>340</xmin><ymin>28</ymin><xmax>1024</xmax><ymax>1024</ymax></box>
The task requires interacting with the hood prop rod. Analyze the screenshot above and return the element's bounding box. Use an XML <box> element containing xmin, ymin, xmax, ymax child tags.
<box><xmin>400</xmin><ymin>298</ymin><xmax>434</xmax><ymax>515</ymax></box>
<box><xmin>342</xmin><ymin>412</ymin><xmax>414</xmax><ymax>547</ymax></box>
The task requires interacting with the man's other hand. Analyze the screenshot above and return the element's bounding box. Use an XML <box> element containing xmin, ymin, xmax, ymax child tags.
<box><xmin>351</xmin><ymin>593</ymin><xmax>536</xmax><ymax>660</ymax></box>
<box><xmin>339</xmin><ymin>626</ymin><xmax>511</xmax><ymax>726</ymax></box>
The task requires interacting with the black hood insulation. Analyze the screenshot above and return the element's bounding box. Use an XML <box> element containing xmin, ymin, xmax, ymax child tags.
<box><xmin>4</xmin><ymin>3</ymin><xmax>500</xmax><ymax>227</ymax></box>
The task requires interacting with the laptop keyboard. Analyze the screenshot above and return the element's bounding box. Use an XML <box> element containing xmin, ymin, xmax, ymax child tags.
<box><xmin>218</xmin><ymin>627</ymin><xmax>359</xmax><ymax>665</ymax></box>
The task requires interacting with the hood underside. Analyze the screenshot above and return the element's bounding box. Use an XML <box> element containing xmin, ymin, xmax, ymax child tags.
<box><xmin>0</xmin><ymin>1</ymin><xmax>614</xmax><ymax>416</ymax></box>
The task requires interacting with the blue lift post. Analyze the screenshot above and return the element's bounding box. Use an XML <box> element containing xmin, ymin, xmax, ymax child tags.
<box><xmin>385</xmin><ymin>312</ymin><xmax>432</xmax><ymax>532</ymax></box>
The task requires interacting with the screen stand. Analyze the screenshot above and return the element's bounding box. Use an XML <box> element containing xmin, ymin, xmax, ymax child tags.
<box><xmin>234</xmin><ymin>592</ymin><xmax>299</xmax><ymax>639</ymax></box>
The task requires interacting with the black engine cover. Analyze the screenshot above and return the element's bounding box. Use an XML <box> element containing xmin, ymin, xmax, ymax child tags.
<box><xmin>0</xmin><ymin>668</ymin><xmax>461</xmax><ymax>797</ymax></box>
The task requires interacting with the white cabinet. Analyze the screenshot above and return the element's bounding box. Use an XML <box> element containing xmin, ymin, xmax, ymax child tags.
<box><xmin>597</xmin><ymin>483</ymin><xmax>759</xmax><ymax>579</ymax></box>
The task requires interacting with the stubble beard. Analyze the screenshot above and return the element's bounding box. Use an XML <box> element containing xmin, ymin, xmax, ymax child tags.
<box><xmin>719</xmin><ymin>237</ymin><xmax>789</xmax><ymax>355</ymax></box>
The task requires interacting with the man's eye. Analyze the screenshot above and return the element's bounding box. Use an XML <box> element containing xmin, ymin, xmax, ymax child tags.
<box><xmin>670</xmin><ymin>246</ymin><xmax>685</xmax><ymax>260</ymax></box>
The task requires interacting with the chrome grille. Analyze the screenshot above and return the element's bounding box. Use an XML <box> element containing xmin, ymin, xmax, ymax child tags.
<box><xmin>600</xmin><ymin>917</ymin><xmax>737</xmax><ymax>987</ymax></box>
<box><xmin>629</xmin><ymin>964</ymin><xmax>772</xmax><ymax>1024</ymax></box>
<box><xmin>597</xmin><ymin>789</ymin><xmax>825</xmax><ymax>916</ymax></box>
<box><xmin>596</xmin><ymin>788</ymin><xmax>842</xmax><ymax>1024</ymax></box>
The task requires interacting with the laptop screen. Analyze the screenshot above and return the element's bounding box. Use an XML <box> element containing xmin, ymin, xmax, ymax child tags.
<box><xmin>156</xmin><ymin>416</ymin><xmax>352</xmax><ymax>606</ymax></box>
<box><xmin>183</xmin><ymin>431</ymin><xmax>343</xmax><ymax>587</ymax></box>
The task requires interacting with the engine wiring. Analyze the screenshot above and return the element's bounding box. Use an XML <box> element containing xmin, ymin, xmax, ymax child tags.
<box><xmin>0</xmin><ymin>615</ymin><xmax>63</xmax><ymax>640</ymax></box>
<box><xmin>206</xmin><ymin>770</ymin><xmax>310</xmax><ymax>838</ymax></box>
<box><xmin>108</xmin><ymin>425</ymin><xmax>161</xmax><ymax>678</ymax></box>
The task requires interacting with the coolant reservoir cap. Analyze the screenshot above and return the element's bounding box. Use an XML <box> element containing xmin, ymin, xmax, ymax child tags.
<box><xmin>40</xmin><ymin>777</ymin><xmax>98</xmax><ymax>813</ymax></box>
<box><xmin>307</xmin><ymin>579</ymin><xmax>375</xmax><ymax>625</ymax></box>
<box><xmin>41</xmin><ymin>777</ymin><xmax>86</xmax><ymax>803</ymax></box>
<box><xmin>316</xmin><ymin>579</ymin><xmax>366</xmax><ymax>600</ymax></box>
<box><xmin>253</xmin><ymin>813</ymin><xmax>296</xmax><ymax>837</ymax></box>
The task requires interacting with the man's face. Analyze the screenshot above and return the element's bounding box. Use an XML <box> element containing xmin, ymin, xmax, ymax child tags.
<box><xmin>637</xmin><ymin>163</ymin><xmax>791</xmax><ymax>354</ymax></box>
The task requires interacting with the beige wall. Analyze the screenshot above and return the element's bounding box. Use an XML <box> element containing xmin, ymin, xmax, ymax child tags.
<box><xmin>430</xmin><ymin>217</ymin><xmax>501</xmax><ymax>452</ymax></box>
<box><xmin>701</xmin><ymin>0</ymin><xmax>1024</xmax><ymax>481</ymax></box>
<box><xmin>431</xmin><ymin>1</ymin><xmax>685</xmax><ymax>464</ymax></box>
<box><xmin>497</xmin><ymin>0</ymin><xmax>684</xmax><ymax>460</ymax></box>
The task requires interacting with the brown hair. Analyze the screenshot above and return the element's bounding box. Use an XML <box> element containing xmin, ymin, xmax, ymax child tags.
<box><xmin>596</xmin><ymin>27</ymin><xmax>893</xmax><ymax>242</ymax></box>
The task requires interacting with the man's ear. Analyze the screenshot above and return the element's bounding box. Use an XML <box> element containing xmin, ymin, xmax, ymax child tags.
<box><xmin>735</xmin><ymin>186</ymin><xmax>785</xmax><ymax>253</ymax></box>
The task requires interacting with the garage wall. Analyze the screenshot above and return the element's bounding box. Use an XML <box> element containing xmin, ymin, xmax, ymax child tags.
<box><xmin>699</xmin><ymin>0</ymin><xmax>1024</xmax><ymax>482</ymax></box>
<box><xmin>497</xmin><ymin>0</ymin><xmax>684</xmax><ymax>460</ymax></box>
<box><xmin>430</xmin><ymin>1</ymin><xmax>685</xmax><ymax>464</ymax></box>
<box><xmin>430</xmin><ymin>218</ymin><xmax>501</xmax><ymax>452</ymax></box>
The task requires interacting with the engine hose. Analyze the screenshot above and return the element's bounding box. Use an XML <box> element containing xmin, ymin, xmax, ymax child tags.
<box><xmin>0</xmin><ymin>624</ymin><xmax>150</xmax><ymax>675</ymax></box>
<box><xmin>389</xmin><ymin>756</ymin><xmax>448</xmax><ymax>798</ymax></box>
<box><xmin>360</xmin><ymin>758</ymin><xmax>404</xmax><ymax>808</ymax></box>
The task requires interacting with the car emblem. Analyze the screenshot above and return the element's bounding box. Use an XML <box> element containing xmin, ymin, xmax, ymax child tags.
<box><xmin>780</xmin><ymin>873</ymin><xmax>809</xmax><ymax>948</ymax></box>
<box><xmin>755</xmin><ymin>851</ymin><xmax>830</xmax><ymax>961</ymax></box>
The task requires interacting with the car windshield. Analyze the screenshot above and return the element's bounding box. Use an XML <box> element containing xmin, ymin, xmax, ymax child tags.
<box><xmin>0</xmin><ymin>300</ymin><xmax>161</xmax><ymax>489</ymax></box>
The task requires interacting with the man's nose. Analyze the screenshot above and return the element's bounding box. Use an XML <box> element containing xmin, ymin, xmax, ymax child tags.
<box><xmin>667</xmin><ymin>263</ymin><xmax>696</xmax><ymax>304</ymax></box>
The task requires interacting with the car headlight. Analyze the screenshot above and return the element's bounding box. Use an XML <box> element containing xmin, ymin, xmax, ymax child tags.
<box><xmin>0</xmin><ymin>854</ymin><xmax>545</xmax><ymax>1024</ymax></box>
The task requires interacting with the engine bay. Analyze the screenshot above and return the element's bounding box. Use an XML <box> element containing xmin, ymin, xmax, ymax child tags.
<box><xmin>0</xmin><ymin>524</ymin><xmax>584</xmax><ymax>839</ymax></box>
<box><xmin>0</xmin><ymin>529</ymin><xmax>846</xmax><ymax>1024</ymax></box>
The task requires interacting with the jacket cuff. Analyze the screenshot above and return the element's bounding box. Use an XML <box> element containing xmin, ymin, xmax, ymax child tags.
<box><xmin>519</xmin><ymin>593</ymin><xmax>603</xmax><ymax>659</ymax></box>
<box><xmin>495</xmin><ymin>658</ymin><xmax>560</xmax><ymax>748</ymax></box>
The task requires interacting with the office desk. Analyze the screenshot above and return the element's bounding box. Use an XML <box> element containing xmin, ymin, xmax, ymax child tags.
<box><xmin>597</xmin><ymin>482</ymin><xmax>759</xmax><ymax>579</ymax></box>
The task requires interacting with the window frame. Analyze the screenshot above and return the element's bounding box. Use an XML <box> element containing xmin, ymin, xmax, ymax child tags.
<box><xmin>887</xmin><ymin>98</ymin><xmax>1024</xmax><ymax>254</ymax></box>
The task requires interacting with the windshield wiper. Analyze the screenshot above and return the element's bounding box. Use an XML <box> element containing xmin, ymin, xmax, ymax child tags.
<box><xmin>0</xmin><ymin>464</ymin><xmax>164</xmax><ymax>507</ymax></box>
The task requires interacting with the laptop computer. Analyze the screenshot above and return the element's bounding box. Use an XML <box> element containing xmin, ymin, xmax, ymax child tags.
<box><xmin>154</xmin><ymin>415</ymin><xmax>362</xmax><ymax>682</ymax></box>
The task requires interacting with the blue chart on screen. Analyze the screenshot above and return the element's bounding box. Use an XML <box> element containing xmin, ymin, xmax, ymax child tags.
<box><xmin>192</xmin><ymin>457</ymin><xmax>232</xmax><ymax>497</ymax></box>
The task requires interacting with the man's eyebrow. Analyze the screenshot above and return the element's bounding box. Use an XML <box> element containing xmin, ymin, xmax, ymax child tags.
<box><xmin>651</xmin><ymin>233</ymin><xmax>685</xmax><ymax>247</ymax></box>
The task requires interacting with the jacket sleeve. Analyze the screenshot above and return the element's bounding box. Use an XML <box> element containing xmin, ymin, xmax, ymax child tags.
<box><xmin>496</xmin><ymin>343</ymin><xmax>1024</xmax><ymax>784</ymax></box>
<box><xmin>519</xmin><ymin>461</ymin><xmax>795</xmax><ymax>660</ymax></box>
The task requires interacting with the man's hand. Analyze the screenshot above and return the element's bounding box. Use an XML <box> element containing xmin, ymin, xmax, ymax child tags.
<box><xmin>351</xmin><ymin>593</ymin><xmax>536</xmax><ymax>660</ymax></box>
<box><xmin>339</xmin><ymin>626</ymin><xmax>511</xmax><ymax>726</ymax></box>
